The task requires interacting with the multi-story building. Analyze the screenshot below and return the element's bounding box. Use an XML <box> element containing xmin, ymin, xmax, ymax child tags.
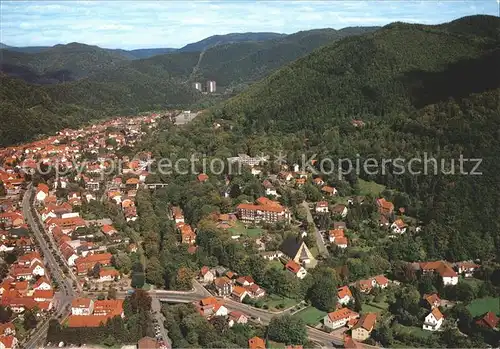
<box><xmin>206</xmin><ymin>80</ymin><xmax>216</xmax><ymax>93</ymax></box>
<box><xmin>237</xmin><ymin>197</ymin><xmax>290</xmax><ymax>224</ymax></box>
<box><xmin>194</xmin><ymin>82</ymin><xmax>202</xmax><ymax>91</ymax></box>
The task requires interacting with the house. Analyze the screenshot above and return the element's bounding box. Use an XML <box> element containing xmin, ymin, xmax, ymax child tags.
<box><xmin>333</xmin><ymin>221</ymin><xmax>346</xmax><ymax>230</ymax></box>
<box><xmin>214</xmin><ymin>277</ymin><xmax>233</xmax><ymax>296</ymax></box>
<box><xmin>419</xmin><ymin>261</ymin><xmax>459</xmax><ymax>286</ymax></box>
<box><xmin>236</xmin><ymin>276</ymin><xmax>254</xmax><ymax>287</ymax></box>
<box><xmin>197</xmin><ymin>173</ymin><xmax>209</xmax><ymax>182</ymax></box>
<box><xmin>337</xmin><ymin>286</ymin><xmax>353</xmax><ymax>305</ymax></box>
<box><xmin>423</xmin><ymin>308</ymin><xmax>444</xmax><ymax>331</ymax></box>
<box><xmin>178</xmin><ymin>223</ymin><xmax>196</xmax><ymax>245</ymax></box>
<box><xmin>93</xmin><ymin>299</ymin><xmax>124</xmax><ymax>317</ymax></box>
<box><xmin>313</xmin><ymin>178</ymin><xmax>324</xmax><ymax>186</ymax></box>
<box><xmin>228</xmin><ymin>311</ymin><xmax>248</xmax><ymax>327</ymax></box>
<box><xmin>0</xmin><ymin>322</ymin><xmax>15</xmax><ymax>336</ymax></box>
<box><xmin>247</xmin><ymin>284</ymin><xmax>266</xmax><ymax>298</ymax></box>
<box><xmin>315</xmin><ymin>201</ymin><xmax>329</xmax><ymax>213</ymax></box>
<box><xmin>36</xmin><ymin>183</ymin><xmax>49</xmax><ymax>202</ymax></box>
<box><xmin>231</xmin><ymin>285</ymin><xmax>248</xmax><ymax>302</ymax></box>
<box><xmin>280</xmin><ymin>236</ymin><xmax>316</xmax><ymax>267</ymax></box>
<box><xmin>67</xmin><ymin>314</ymin><xmax>112</xmax><ymax>328</ymax></box>
<box><xmin>263</xmin><ymin>180</ymin><xmax>278</xmax><ymax>196</ymax></box>
<box><xmin>0</xmin><ymin>335</ymin><xmax>18</xmax><ymax>349</ymax></box>
<box><xmin>455</xmin><ymin>262</ymin><xmax>480</xmax><ymax>278</ymax></box>
<box><xmin>331</xmin><ymin>204</ymin><xmax>348</xmax><ymax>218</ymax></box>
<box><xmin>358</xmin><ymin>279</ymin><xmax>375</xmax><ymax>294</ymax></box>
<box><xmin>248</xmin><ymin>336</ymin><xmax>266</xmax><ymax>349</ymax></box>
<box><xmin>376</xmin><ymin>198</ymin><xmax>394</xmax><ymax>216</ymax></box>
<box><xmin>278</xmin><ymin>172</ymin><xmax>293</xmax><ymax>182</ymax></box>
<box><xmin>321</xmin><ymin>186</ymin><xmax>337</xmax><ymax>196</ymax></box>
<box><xmin>193</xmin><ymin>297</ymin><xmax>227</xmax><ymax>317</ymax></box>
<box><xmin>101</xmin><ymin>225</ymin><xmax>117</xmax><ymax>236</ymax></box>
<box><xmin>138</xmin><ymin>337</ymin><xmax>159</xmax><ymax>349</ymax></box>
<box><xmin>324</xmin><ymin>307</ymin><xmax>360</xmax><ymax>330</ymax></box>
<box><xmin>260</xmin><ymin>250</ymin><xmax>283</xmax><ymax>261</ymax></box>
<box><xmin>75</xmin><ymin>253</ymin><xmax>112</xmax><ymax>275</ymax></box>
<box><xmin>99</xmin><ymin>268</ymin><xmax>120</xmax><ymax>282</ymax></box>
<box><xmin>351</xmin><ymin>313</ymin><xmax>377</xmax><ymax>341</ymax></box>
<box><xmin>71</xmin><ymin>298</ymin><xmax>94</xmax><ymax>315</ymax></box>
<box><xmin>199</xmin><ymin>266</ymin><xmax>215</xmax><ymax>284</ymax></box>
<box><xmin>334</xmin><ymin>236</ymin><xmax>348</xmax><ymax>249</ymax></box>
<box><xmin>390</xmin><ymin>219</ymin><xmax>407</xmax><ymax>234</ymax></box>
<box><xmin>33</xmin><ymin>277</ymin><xmax>52</xmax><ymax>291</ymax></box>
<box><xmin>424</xmin><ymin>293</ymin><xmax>441</xmax><ymax>309</ymax></box>
<box><xmin>373</xmin><ymin>275</ymin><xmax>389</xmax><ymax>289</ymax></box>
<box><xmin>475</xmin><ymin>312</ymin><xmax>499</xmax><ymax>330</ymax></box>
<box><xmin>285</xmin><ymin>260</ymin><xmax>308</xmax><ymax>279</ymax></box>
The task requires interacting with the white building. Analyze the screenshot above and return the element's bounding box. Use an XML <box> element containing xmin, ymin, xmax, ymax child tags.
<box><xmin>315</xmin><ymin>201</ymin><xmax>329</xmax><ymax>213</ymax></box>
<box><xmin>194</xmin><ymin>82</ymin><xmax>202</xmax><ymax>91</ymax></box>
<box><xmin>71</xmin><ymin>298</ymin><xmax>94</xmax><ymax>316</ymax></box>
<box><xmin>324</xmin><ymin>308</ymin><xmax>359</xmax><ymax>330</ymax></box>
<box><xmin>423</xmin><ymin>308</ymin><xmax>444</xmax><ymax>331</ymax></box>
<box><xmin>207</xmin><ymin>80</ymin><xmax>216</xmax><ymax>93</ymax></box>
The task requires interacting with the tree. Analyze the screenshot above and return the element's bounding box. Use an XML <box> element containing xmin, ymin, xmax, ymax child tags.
<box><xmin>175</xmin><ymin>267</ymin><xmax>196</xmax><ymax>290</ymax></box>
<box><xmin>107</xmin><ymin>287</ymin><xmax>117</xmax><ymax>300</ymax></box>
<box><xmin>112</xmin><ymin>253</ymin><xmax>132</xmax><ymax>273</ymax></box>
<box><xmin>23</xmin><ymin>308</ymin><xmax>38</xmax><ymax>330</ymax></box>
<box><xmin>372</xmin><ymin>323</ymin><xmax>393</xmax><ymax>347</ymax></box>
<box><xmin>210</xmin><ymin>316</ymin><xmax>229</xmax><ymax>334</ymax></box>
<box><xmin>0</xmin><ymin>306</ymin><xmax>12</xmax><ymax>323</ymax></box>
<box><xmin>307</xmin><ymin>278</ymin><xmax>338</xmax><ymax>312</ymax></box>
<box><xmin>229</xmin><ymin>184</ymin><xmax>241</xmax><ymax>199</ymax></box>
<box><xmin>124</xmin><ymin>289</ymin><xmax>152</xmax><ymax>316</ymax></box>
<box><xmin>267</xmin><ymin>315</ymin><xmax>308</xmax><ymax>345</ymax></box>
<box><xmin>131</xmin><ymin>262</ymin><xmax>145</xmax><ymax>288</ymax></box>
<box><xmin>145</xmin><ymin>257</ymin><xmax>165</xmax><ymax>287</ymax></box>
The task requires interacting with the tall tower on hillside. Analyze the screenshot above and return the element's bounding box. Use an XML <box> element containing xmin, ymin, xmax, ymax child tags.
<box><xmin>193</xmin><ymin>82</ymin><xmax>202</xmax><ymax>91</ymax></box>
<box><xmin>207</xmin><ymin>80</ymin><xmax>216</xmax><ymax>93</ymax></box>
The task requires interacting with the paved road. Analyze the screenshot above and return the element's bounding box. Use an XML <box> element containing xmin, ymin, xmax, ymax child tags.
<box><xmin>302</xmin><ymin>201</ymin><xmax>328</xmax><ymax>257</ymax></box>
<box><xmin>22</xmin><ymin>185</ymin><xmax>77</xmax><ymax>349</ymax></box>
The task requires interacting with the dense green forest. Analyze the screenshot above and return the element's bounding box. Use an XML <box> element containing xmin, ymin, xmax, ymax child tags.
<box><xmin>0</xmin><ymin>27</ymin><xmax>378</xmax><ymax>147</ymax></box>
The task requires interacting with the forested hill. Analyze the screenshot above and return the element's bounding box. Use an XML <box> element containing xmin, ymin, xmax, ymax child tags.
<box><xmin>142</xmin><ymin>15</ymin><xmax>500</xmax><ymax>262</ymax></box>
<box><xmin>218</xmin><ymin>15</ymin><xmax>500</xmax><ymax>134</ymax></box>
<box><xmin>177</xmin><ymin>32</ymin><xmax>286</xmax><ymax>52</ymax></box>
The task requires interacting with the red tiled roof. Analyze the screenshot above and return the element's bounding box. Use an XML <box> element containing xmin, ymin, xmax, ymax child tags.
<box><xmin>327</xmin><ymin>307</ymin><xmax>359</xmax><ymax>322</ymax></box>
<box><xmin>354</xmin><ymin>312</ymin><xmax>377</xmax><ymax>331</ymax></box>
<box><xmin>285</xmin><ymin>260</ymin><xmax>301</xmax><ymax>274</ymax></box>
<box><xmin>248</xmin><ymin>336</ymin><xmax>265</xmax><ymax>349</ymax></box>
<box><xmin>337</xmin><ymin>286</ymin><xmax>352</xmax><ymax>299</ymax></box>
<box><xmin>67</xmin><ymin>315</ymin><xmax>111</xmax><ymax>328</ymax></box>
<box><xmin>71</xmin><ymin>298</ymin><xmax>92</xmax><ymax>308</ymax></box>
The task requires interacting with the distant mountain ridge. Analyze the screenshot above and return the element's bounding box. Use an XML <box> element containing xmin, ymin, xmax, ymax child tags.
<box><xmin>177</xmin><ymin>32</ymin><xmax>286</xmax><ymax>52</ymax></box>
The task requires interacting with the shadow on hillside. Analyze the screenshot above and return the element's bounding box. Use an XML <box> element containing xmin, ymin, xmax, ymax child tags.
<box><xmin>401</xmin><ymin>48</ymin><xmax>500</xmax><ymax>108</ymax></box>
<box><xmin>0</xmin><ymin>64</ymin><xmax>75</xmax><ymax>85</ymax></box>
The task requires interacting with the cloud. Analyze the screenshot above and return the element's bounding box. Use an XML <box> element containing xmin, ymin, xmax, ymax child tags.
<box><xmin>0</xmin><ymin>0</ymin><xmax>496</xmax><ymax>49</ymax></box>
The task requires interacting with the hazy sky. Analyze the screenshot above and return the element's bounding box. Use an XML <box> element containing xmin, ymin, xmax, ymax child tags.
<box><xmin>1</xmin><ymin>0</ymin><xmax>498</xmax><ymax>49</ymax></box>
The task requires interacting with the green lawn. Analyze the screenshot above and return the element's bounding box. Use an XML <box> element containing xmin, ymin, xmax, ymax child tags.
<box><xmin>293</xmin><ymin>306</ymin><xmax>327</xmax><ymax>326</ymax></box>
<box><xmin>358</xmin><ymin>179</ymin><xmax>386</xmax><ymax>196</ymax></box>
<box><xmin>362</xmin><ymin>301</ymin><xmax>389</xmax><ymax>314</ymax></box>
<box><xmin>228</xmin><ymin>222</ymin><xmax>263</xmax><ymax>238</ymax></box>
<box><xmin>395</xmin><ymin>324</ymin><xmax>433</xmax><ymax>338</ymax></box>
<box><xmin>461</xmin><ymin>277</ymin><xmax>484</xmax><ymax>292</ymax></box>
<box><xmin>467</xmin><ymin>297</ymin><xmax>500</xmax><ymax>317</ymax></box>
<box><xmin>267</xmin><ymin>259</ymin><xmax>284</xmax><ymax>270</ymax></box>
<box><xmin>268</xmin><ymin>341</ymin><xmax>285</xmax><ymax>349</ymax></box>
<box><xmin>264</xmin><ymin>294</ymin><xmax>298</xmax><ymax>311</ymax></box>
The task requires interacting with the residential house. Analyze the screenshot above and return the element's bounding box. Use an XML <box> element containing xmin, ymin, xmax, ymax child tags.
<box><xmin>373</xmin><ymin>275</ymin><xmax>389</xmax><ymax>289</ymax></box>
<box><xmin>71</xmin><ymin>298</ymin><xmax>94</xmax><ymax>315</ymax></box>
<box><xmin>99</xmin><ymin>268</ymin><xmax>120</xmax><ymax>282</ymax></box>
<box><xmin>321</xmin><ymin>186</ymin><xmax>337</xmax><ymax>196</ymax></box>
<box><xmin>75</xmin><ymin>253</ymin><xmax>112</xmax><ymax>275</ymax></box>
<box><xmin>228</xmin><ymin>311</ymin><xmax>248</xmax><ymax>327</ymax></box>
<box><xmin>285</xmin><ymin>260</ymin><xmax>308</xmax><ymax>279</ymax></box>
<box><xmin>331</xmin><ymin>204</ymin><xmax>348</xmax><ymax>218</ymax></box>
<box><xmin>248</xmin><ymin>337</ymin><xmax>266</xmax><ymax>349</ymax></box>
<box><xmin>93</xmin><ymin>299</ymin><xmax>124</xmax><ymax>317</ymax></box>
<box><xmin>351</xmin><ymin>313</ymin><xmax>377</xmax><ymax>341</ymax></box>
<box><xmin>231</xmin><ymin>286</ymin><xmax>248</xmax><ymax>302</ymax></box>
<box><xmin>475</xmin><ymin>312</ymin><xmax>499</xmax><ymax>330</ymax></box>
<box><xmin>358</xmin><ymin>279</ymin><xmax>376</xmax><ymax>294</ymax></box>
<box><xmin>247</xmin><ymin>284</ymin><xmax>266</xmax><ymax>299</ymax></box>
<box><xmin>36</xmin><ymin>183</ymin><xmax>49</xmax><ymax>202</ymax></box>
<box><xmin>419</xmin><ymin>261</ymin><xmax>459</xmax><ymax>286</ymax></box>
<box><xmin>199</xmin><ymin>266</ymin><xmax>215</xmax><ymax>284</ymax></box>
<box><xmin>456</xmin><ymin>262</ymin><xmax>480</xmax><ymax>278</ymax></box>
<box><xmin>423</xmin><ymin>293</ymin><xmax>441</xmax><ymax>309</ymax></box>
<box><xmin>315</xmin><ymin>201</ymin><xmax>329</xmax><ymax>213</ymax></box>
<box><xmin>178</xmin><ymin>223</ymin><xmax>196</xmax><ymax>245</ymax></box>
<box><xmin>193</xmin><ymin>297</ymin><xmax>227</xmax><ymax>317</ymax></box>
<box><xmin>337</xmin><ymin>286</ymin><xmax>353</xmax><ymax>305</ymax></box>
<box><xmin>323</xmin><ymin>307</ymin><xmax>360</xmax><ymax>330</ymax></box>
<box><xmin>313</xmin><ymin>178</ymin><xmax>324</xmax><ymax>186</ymax></box>
<box><xmin>214</xmin><ymin>277</ymin><xmax>233</xmax><ymax>297</ymax></box>
<box><xmin>33</xmin><ymin>277</ymin><xmax>52</xmax><ymax>291</ymax></box>
<box><xmin>0</xmin><ymin>335</ymin><xmax>18</xmax><ymax>349</ymax></box>
<box><xmin>423</xmin><ymin>308</ymin><xmax>444</xmax><ymax>331</ymax></box>
<box><xmin>390</xmin><ymin>219</ymin><xmax>407</xmax><ymax>234</ymax></box>
<box><xmin>171</xmin><ymin>207</ymin><xmax>184</xmax><ymax>223</ymax></box>
<box><xmin>0</xmin><ymin>322</ymin><xmax>15</xmax><ymax>336</ymax></box>
<box><xmin>101</xmin><ymin>225</ymin><xmax>118</xmax><ymax>237</ymax></box>
<box><xmin>334</xmin><ymin>236</ymin><xmax>348</xmax><ymax>249</ymax></box>
<box><xmin>260</xmin><ymin>250</ymin><xmax>283</xmax><ymax>261</ymax></box>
